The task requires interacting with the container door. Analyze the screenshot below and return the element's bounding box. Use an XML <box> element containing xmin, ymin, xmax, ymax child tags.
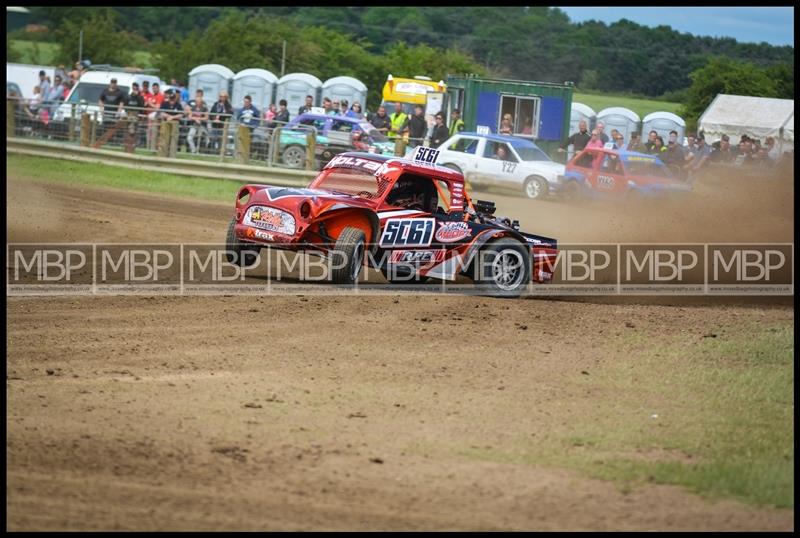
<box><xmin>538</xmin><ymin>96</ymin><xmax>565</xmax><ymax>141</ymax></box>
<box><xmin>476</xmin><ymin>92</ymin><xmax>500</xmax><ymax>133</ymax></box>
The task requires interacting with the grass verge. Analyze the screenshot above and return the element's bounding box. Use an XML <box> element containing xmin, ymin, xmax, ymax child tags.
<box><xmin>460</xmin><ymin>322</ymin><xmax>794</xmax><ymax>508</ymax></box>
<box><xmin>573</xmin><ymin>91</ymin><xmax>682</xmax><ymax>118</ymax></box>
<box><xmin>8</xmin><ymin>153</ymin><xmax>242</xmax><ymax>203</ymax></box>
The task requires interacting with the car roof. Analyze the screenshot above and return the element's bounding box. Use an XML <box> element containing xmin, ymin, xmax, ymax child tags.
<box><xmin>335</xmin><ymin>151</ymin><xmax>464</xmax><ymax>182</ymax></box>
<box><xmin>455</xmin><ymin>131</ymin><xmax>540</xmax><ymax>147</ymax></box>
<box><xmin>582</xmin><ymin>147</ymin><xmax>664</xmax><ymax>161</ymax></box>
<box><xmin>75</xmin><ymin>71</ymin><xmax>161</xmax><ymax>86</ymax></box>
<box><xmin>295</xmin><ymin>113</ymin><xmax>360</xmax><ymax>122</ymax></box>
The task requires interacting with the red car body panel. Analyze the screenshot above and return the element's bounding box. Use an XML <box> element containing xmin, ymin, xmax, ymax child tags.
<box><xmin>230</xmin><ymin>152</ymin><xmax>558</xmax><ymax>283</ymax></box>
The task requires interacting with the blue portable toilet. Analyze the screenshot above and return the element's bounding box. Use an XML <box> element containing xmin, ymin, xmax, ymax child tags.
<box><xmin>597</xmin><ymin>107</ymin><xmax>641</xmax><ymax>144</ymax></box>
<box><xmin>642</xmin><ymin>111</ymin><xmax>686</xmax><ymax>145</ymax></box>
<box><xmin>188</xmin><ymin>64</ymin><xmax>234</xmax><ymax>102</ymax></box>
<box><xmin>232</xmin><ymin>68</ymin><xmax>278</xmax><ymax>112</ymax></box>
<box><xmin>569</xmin><ymin>102</ymin><xmax>596</xmax><ymax>136</ymax></box>
<box><xmin>322</xmin><ymin>76</ymin><xmax>368</xmax><ymax>112</ymax></box>
<box><xmin>276</xmin><ymin>73</ymin><xmax>323</xmax><ymax>120</ymax></box>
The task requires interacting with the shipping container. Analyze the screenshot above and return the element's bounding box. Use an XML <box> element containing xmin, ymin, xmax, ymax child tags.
<box><xmin>445</xmin><ymin>74</ymin><xmax>574</xmax><ymax>157</ymax></box>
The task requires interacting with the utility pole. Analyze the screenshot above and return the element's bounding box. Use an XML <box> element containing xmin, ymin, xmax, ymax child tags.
<box><xmin>281</xmin><ymin>40</ymin><xmax>286</xmax><ymax>77</ymax></box>
<box><xmin>79</xmin><ymin>29</ymin><xmax>84</xmax><ymax>63</ymax></box>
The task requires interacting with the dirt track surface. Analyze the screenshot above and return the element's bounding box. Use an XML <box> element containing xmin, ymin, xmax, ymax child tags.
<box><xmin>6</xmin><ymin>173</ymin><xmax>794</xmax><ymax>531</ymax></box>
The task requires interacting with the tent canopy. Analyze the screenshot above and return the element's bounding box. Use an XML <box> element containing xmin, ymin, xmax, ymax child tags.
<box><xmin>699</xmin><ymin>94</ymin><xmax>794</xmax><ymax>143</ymax></box>
<box><xmin>781</xmin><ymin>113</ymin><xmax>794</xmax><ymax>143</ymax></box>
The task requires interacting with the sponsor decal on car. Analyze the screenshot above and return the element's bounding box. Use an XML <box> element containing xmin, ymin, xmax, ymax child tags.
<box><xmin>325</xmin><ymin>154</ymin><xmax>383</xmax><ymax>172</ymax></box>
<box><xmin>389</xmin><ymin>249</ymin><xmax>446</xmax><ymax>264</ymax></box>
<box><xmin>597</xmin><ymin>175</ymin><xmax>615</xmax><ymax>189</ymax></box>
<box><xmin>246</xmin><ymin>227</ymin><xmax>275</xmax><ymax>242</ymax></box>
<box><xmin>243</xmin><ymin>206</ymin><xmax>296</xmax><ymax>235</ymax></box>
<box><xmin>379</xmin><ymin>218</ymin><xmax>435</xmax><ymax>247</ymax></box>
<box><xmin>435</xmin><ymin>221</ymin><xmax>471</xmax><ymax>243</ymax></box>
<box><xmin>411</xmin><ymin>146</ymin><xmax>440</xmax><ymax>165</ymax></box>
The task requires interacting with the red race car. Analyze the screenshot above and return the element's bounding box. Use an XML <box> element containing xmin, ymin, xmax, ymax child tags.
<box><xmin>226</xmin><ymin>148</ymin><xmax>558</xmax><ymax>296</ymax></box>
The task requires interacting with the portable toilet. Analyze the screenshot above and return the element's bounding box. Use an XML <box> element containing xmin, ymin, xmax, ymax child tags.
<box><xmin>596</xmin><ymin>107</ymin><xmax>641</xmax><ymax>144</ymax></box>
<box><xmin>569</xmin><ymin>102</ymin><xmax>596</xmax><ymax>136</ymax></box>
<box><xmin>188</xmin><ymin>64</ymin><xmax>234</xmax><ymax>102</ymax></box>
<box><xmin>276</xmin><ymin>73</ymin><xmax>323</xmax><ymax>119</ymax></box>
<box><xmin>642</xmin><ymin>111</ymin><xmax>686</xmax><ymax>145</ymax></box>
<box><xmin>232</xmin><ymin>68</ymin><xmax>278</xmax><ymax>112</ymax></box>
<box><xmin>322</xmin><ymin>76</ymin><xmax>368</xmax><ymax>112</ymax></box>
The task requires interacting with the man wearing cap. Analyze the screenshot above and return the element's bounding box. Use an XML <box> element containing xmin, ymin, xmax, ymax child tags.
<box><xmin>38</xmin><ymin>70</ymin><xmax>51</xmax><ymax>103</ymax></box>
<box><xmin>159</xmin><ymin>89</ymin><xmax>184</xmax><ymax>122</ymax></box>
<box><xmin>123</xmin><ymin>82</ymin><xmax>146</xmax><ymax>149</ymax></box>
<box><xmin>98</xmin><ymin>77</ymin><xmax>126</xmax><ymax>143</ymax></box>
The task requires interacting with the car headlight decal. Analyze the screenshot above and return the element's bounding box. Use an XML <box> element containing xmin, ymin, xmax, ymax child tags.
<box><xmin>243</xmin><ymin>206</ymin><xmax>296</xmax><ymax>236</ymax></box>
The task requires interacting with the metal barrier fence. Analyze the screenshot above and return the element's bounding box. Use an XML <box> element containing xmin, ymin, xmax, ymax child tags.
<box><xmin>6</xmin><ymin>99</ymin><xmax>426</xmax><ymax>171</ymax></box>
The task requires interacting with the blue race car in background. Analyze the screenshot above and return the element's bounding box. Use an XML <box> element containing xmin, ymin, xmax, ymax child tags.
<box><xmin>563</xmin><ymin>147</ymin><xmax>691</xmax><ymax>201</ymax></box>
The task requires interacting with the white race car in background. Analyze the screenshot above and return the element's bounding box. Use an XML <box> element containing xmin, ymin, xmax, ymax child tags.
<box><xmin>436</xmin><ymin>132</ymin><xmax>566</xmax><ymax>199</ymax></box>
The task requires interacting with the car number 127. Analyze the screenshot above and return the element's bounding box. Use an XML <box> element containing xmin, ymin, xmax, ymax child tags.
<box><xmin>379</xmin><ymin>218</ymin><xmax>435</xmax><ymax>247</ymax></box>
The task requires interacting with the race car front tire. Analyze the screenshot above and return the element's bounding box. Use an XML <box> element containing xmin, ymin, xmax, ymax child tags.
<box><xmin>331</xmin><ymin>226</ymin><xmax>366</xmax><ymax>285</ymax></box>
<box><xmin>473</xmin><ymin>238</ymin><xmax>531</xmax><ymax>297</ymax></box>
<box><xmin>523</xmin><ymin>176</ymin><xmax>547</xmax><ymax>199</ymax></box>
<box><xmin>225</xmin><ymin>217</ymin><xmax>259</xmax><ymax>267</ymax></box>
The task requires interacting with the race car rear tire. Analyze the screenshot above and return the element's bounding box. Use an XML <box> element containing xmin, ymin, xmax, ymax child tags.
<box><xmin>331</xmin><ymin>226</ymin><xmax>366</xmax><ymax>285</ymax></box>
<box><xmin>225</xmin><ymin>217</ymin><xmax>259</xmax><ymax>267</ymax></box>
<box><xmin>523</xmin><ymin>176</ymin><xmax>547</xmax><ymax>199</ymax></box>
<box><xmin>473</xmin><ymin>238</ymin><xmax>531</xmax><ymax>298</ymax></box>
<box><xmin>282</xmin><ymin>145</ymin><xmax>306</xmax><ymax>169</ymax></box>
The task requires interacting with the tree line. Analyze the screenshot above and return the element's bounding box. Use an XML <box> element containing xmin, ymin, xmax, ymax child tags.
<box><xmin>15</xmin><ymin>7</ymin><xmax>795</xmax><ymax>131</ymax></box>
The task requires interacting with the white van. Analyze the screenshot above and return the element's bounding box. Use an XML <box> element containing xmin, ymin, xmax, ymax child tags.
<box><xmin>54</xmin><ymin>70</ymin><xmax>162</xmax><ymax>123</ymax></box>
<box><xmin>6</xmin><ymin>62</ymin><xmax>56</xmax><ymax>101</ymax></box>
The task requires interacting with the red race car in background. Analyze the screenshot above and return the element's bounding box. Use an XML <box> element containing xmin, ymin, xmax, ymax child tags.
<box><xmin>225</xmin><ymin>148</ymin><xmax>558</xmax><ymax>296</ymax></box>
<box><xmin>563</xmin><ymin>147</ymin><xmax>691</xmax><ymax>201</ymax></box>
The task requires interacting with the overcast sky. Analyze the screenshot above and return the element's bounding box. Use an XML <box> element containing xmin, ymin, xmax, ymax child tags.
<box><xmin>559</xmin><ymin>7</ymin><xmax>794</xmax><ymax>46</ymax></box>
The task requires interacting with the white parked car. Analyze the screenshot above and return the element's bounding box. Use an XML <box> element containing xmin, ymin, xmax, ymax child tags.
<box><xmin>54</xmin><ymin>70</ymin><xmax>161</xmax><ymax>124</ymax></box>
<box><xmin>436</xmin><ymin>132</ymin><xmax>566</xmax><ymax>199</ymax></box>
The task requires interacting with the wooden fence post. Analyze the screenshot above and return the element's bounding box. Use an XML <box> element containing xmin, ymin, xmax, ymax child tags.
<box><xmin>306</xmin><ymin>130</ymin><xmax>316</xmax><ymax>171</ymax></box>
<box><xmin>80</xmin><ymin>113</ymin><xmax>91</xmax><ymax>147</ymax></box>
<box><xmin>157</xmin><ymin>121</ymin><xmax>170</xmax><ymax>157</ymax></box>
<box><xmin>7</xmin><ymin>100</ymin><xmax>15</xmax><ymax>138</ymax></box>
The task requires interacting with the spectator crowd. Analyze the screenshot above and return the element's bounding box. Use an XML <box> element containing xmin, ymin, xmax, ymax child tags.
<box><xmin>560</xmin><ymin>119</ymin><xmax>792</xmax><ymax>182</ymax></box>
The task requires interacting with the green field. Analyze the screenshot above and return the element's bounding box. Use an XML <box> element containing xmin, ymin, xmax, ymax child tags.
<box><xmin>460</xmin><ymin>321</ymin><xmax>794</xmax><ymax>509</ymax></box>
<box><xmin>10</xmin><ymin>40</ymin><xmax>154</xmax><ymax>69</ymax></box>
<box><xmin>8</xmin><ymin>153</ymin><xmax>240</xmax><ymax>203</ymax></box>
<box><xmin>573</xmin><ymin>91</ymin><xmax>682</xmax><ymax>118</ymax></box>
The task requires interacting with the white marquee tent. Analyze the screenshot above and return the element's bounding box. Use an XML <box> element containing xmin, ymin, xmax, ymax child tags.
<box><xmin>698</xmin><ymin>94</ymin><xmax>794</xmax><ymax>152</ymax></box>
